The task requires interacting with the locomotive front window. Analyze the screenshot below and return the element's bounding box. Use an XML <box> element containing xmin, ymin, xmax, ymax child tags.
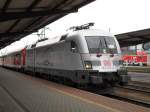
<box><xmin>86</xmin><ymin>37</ymin><xmax>104</xmax><ymax>53</ymax></box>
<box><xmin>86</xmin><ymin>36</ymin><xmax>118</xmax><ymax>54</ymax></box>
<box><xmin>104</xmin><ymin>37</ymin><xmax>118</xmax><ymax>54</ymax></box>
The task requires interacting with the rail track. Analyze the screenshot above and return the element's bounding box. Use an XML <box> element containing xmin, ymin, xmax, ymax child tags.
<box><xmin>118</xmin><ymin>80</ymin><xmax>150</xmax><ymax>93</ymax></box>
<box><xmin>106</xmin><ymin>82</ymin><xmax>150</xmax><ymax>108</ymax></box>
<box><xmin>128</xmin><ymin>81</ymin><xmax>150</xmax><ymax>89</ymax></box>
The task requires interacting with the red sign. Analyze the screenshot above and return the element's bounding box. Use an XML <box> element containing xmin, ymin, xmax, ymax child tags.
<box><xmin>122</xmin><ymin>55</ymin><xmax>147</xmax><ymax>63</ymax></box>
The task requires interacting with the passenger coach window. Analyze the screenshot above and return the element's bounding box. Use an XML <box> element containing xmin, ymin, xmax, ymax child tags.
<box><xmin>71</xmin><ymin>41</ymin><xmax>78</xmax><ymax>53</ymax></box>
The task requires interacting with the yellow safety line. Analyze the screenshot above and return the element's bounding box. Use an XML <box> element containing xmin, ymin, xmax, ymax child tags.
<box><xmin>48</xmin><ymin>86</ymin><xmax>122</xmax><ymax>112</ymax></box>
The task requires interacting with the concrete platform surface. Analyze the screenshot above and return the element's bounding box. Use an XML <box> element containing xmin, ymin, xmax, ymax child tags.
<box><xmin>0</xmin><ymin>67</ymin><xmax>149</xmax><ymax>112</ymax></box>
<box><xmin>0</xmin><ymin>86</ymin><xmax>24</xmax><ymax>112</ymax></box>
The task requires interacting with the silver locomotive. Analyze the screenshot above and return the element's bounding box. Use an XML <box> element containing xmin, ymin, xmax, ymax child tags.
<box><xmin>25</xmin><ymin>23</ymin><xmax>128</xmax><ymax>86</ymax></box>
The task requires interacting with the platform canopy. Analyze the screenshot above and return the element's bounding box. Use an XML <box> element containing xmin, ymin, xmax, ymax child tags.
<box><xmin>0</xmin><ymin>0</ymin><xmax>95</xmax><ymax>49</ymax></box>
<box><xmin>115</xmin><ymin>28</ymin><xmax>150</xmax><ymax>47</ymax></box>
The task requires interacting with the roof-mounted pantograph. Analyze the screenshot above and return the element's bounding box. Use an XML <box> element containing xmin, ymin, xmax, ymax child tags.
<box><xmin>67</xmin><ymin>22</ymin><xmax>94</xmax><ymax>31</ymax></box>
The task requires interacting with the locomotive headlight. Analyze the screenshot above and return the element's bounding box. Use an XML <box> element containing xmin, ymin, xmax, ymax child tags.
<box><xmin>84</xmin><ymin>61</ymin><xmax>92</xmax><ymax>69</ymax></box>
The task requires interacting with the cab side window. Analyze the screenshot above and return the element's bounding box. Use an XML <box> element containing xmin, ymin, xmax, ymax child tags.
<box><xmin>70</xmin><ymin>41</ymin><xmax>78</xmax><ymax>53</ymax></box>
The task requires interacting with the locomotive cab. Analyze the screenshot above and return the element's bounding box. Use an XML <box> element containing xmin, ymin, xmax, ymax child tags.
<box><xmin>84</xmin><ymin>35</ymin><xmax>128</xmax><ymax>85</ymax></box>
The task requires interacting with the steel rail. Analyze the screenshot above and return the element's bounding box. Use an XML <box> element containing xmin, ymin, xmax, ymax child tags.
<box><xmin>108</xmin><ymin>86</ymin><xmax>150</xmax><ymax>108</ymax></box>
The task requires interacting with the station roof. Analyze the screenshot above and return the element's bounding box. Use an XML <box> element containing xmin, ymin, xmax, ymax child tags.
<box><xmin>0</xmin><ymin>0</ymin><xmax>95</xmax><ymax>49</ymax></box>
<box><xmin>115</xmin><ymin>28</ymin><xmax>150</xmax><ymax>47</ymax></box>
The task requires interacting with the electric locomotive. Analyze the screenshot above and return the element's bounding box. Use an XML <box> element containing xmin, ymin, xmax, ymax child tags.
<box><xmin>24</xmin><ymin>23</ymin><xmax>128</xmax><ymax>86</ymax></box>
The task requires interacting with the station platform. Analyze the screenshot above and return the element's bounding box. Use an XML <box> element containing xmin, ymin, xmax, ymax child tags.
<box><xmin>0</xmin><ymin>67</ymin><xmax>149</xmax><ymax>112</ymax></box>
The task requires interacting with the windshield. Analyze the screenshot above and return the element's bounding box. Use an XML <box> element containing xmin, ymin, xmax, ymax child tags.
<box><xmin>85</xmin><ymin>36</ymin><xmax>118</xmax><ymax>54</ymax></box>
